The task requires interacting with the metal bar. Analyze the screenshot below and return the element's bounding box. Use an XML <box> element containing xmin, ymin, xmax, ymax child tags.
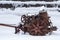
<box><xmin>0</xmin><ymin>23</ymin><xmax>17</xmax><ymax>28</ymax></box>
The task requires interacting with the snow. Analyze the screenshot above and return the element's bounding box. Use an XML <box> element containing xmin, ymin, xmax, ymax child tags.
<box><xmin>0</xmin><ymin>1</ymin><xmax>60</xmax><ymax>4</ymax></box>
<box><xmin>0</xmin><ymin>4</ymin><xmax>60</xmax><ymax>40</ymax></box>
<box><xmin>0</xmin><ymin>1</ymin><xmax>56</xmax><ymax>4</ymax></box>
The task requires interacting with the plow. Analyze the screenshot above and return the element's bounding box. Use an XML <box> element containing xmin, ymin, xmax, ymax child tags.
<box><xmin>0</xmin><ymin>10</ymin><xmax>57</xmax><ymax>36</ymax></box>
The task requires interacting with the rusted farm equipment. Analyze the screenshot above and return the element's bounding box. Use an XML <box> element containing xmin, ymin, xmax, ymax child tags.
<box><xmin>0</xmin><ymin>11</ymin><xmax>57</xmax><ymax>36</ymax></box>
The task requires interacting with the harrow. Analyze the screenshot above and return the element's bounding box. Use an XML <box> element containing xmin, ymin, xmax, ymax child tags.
<box><xmin>0</xmin><ymin>10</ymin><xmax>57</xmax><ymax>36</ymax></box>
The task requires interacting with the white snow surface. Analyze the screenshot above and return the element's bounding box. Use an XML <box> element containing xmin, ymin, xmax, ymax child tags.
<box><xmin>0</xmin><ymin>7</ymin><xmax>60</xmax><ymax>40</ymax></box>
<box><xmin>0</xmin><ymin>1</ymin><xmax>59</xmax><ymax>4</ymax></box>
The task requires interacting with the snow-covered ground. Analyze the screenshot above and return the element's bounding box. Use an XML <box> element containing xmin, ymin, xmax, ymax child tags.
<box><xmin>0</xmin><ymin>1</ymin><xmax>60</xmax><ymax>4</ymax></box>
<box><xmin>0</xmin><ymin>7</ymin><xmax>60</xmax><ymax>40</ymax></box>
